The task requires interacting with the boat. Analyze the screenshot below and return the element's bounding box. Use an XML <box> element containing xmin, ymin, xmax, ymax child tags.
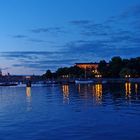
<box><xmin>75</xmin><ymin>66</ymin><xmax>94</xmax><ymax>84</ymax></box>
<box><xmin>75</xmin><ymin>79</ymin><xmax>93</xmax><ymax>84</ymax></box>
<box><xmin>0</xmin><ymin>82</ymin><xmax>18</xmax><ymax>86</ymax></box>
<box><xmin>46</xmin><ymin>80</ymin><xmax>58</xmax><ymax>84</ymax></box>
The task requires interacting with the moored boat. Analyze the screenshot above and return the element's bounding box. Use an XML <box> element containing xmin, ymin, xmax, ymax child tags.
<box><xmin>75</xmin><ymin>79</ymin><xmax>93</xmax><ymax>84</ymax></box>
<box><xmin>0</xmin><ymin>82</ymin><xmax>18</xmax><ymax>86</ymax></box>
<box><xmin>46</xmin><ymin>80</ymin><xmax>58</xmax><ymax>84</ymax></box>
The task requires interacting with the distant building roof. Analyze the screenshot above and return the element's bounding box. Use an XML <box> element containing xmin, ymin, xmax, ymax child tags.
<box><xmin>75</xmin><ymin>62</ymin><xmax>99</xmax><ymax>70</ymax></box>
<box><xmin>75</xmin><ymin>62</ymin><xmax>99</xmax><ymax>65</ymax></box>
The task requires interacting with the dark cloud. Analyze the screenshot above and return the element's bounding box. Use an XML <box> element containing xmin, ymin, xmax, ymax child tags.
<box><xmin>69</xmin><ymin>4</ymin><xmax>140</xmax><ymax>39</ymax></box>
<box><xmin>70</xmin><ymin>20</ymin><xmax>112</xmax><ymax>37</ymax></box>
<box><xmin>12</xmin><ymin>58</ymin><xmax>78</xmax><ymax>69</ymax></box>
<box><xmin>12</xmin><ymin>63</ymin><xmax>57</xmax><ymax>70</ymax></box>
<box><xmin>27</xmin><ymin>38</ymin><xmax>55</xmax><ymax>44</ymax></box>
<box><xmin>12</xmin><ymin>35</ymin><xmax>54</xmax><ymax>44</ymax></box>
<box><xmin>13</xmin><ymin>35</ymin><xmax>27</xmax><ymax>38</ymax></box>
<box><xmin>62</xmin><ymin>39</ymin><xmax>140</xmax><ymax>61</ymax></box>
<box><xmin>28</xmin><ymin>38</ymin><xmax>46</xmax><ymax>43</ymax></box>
<box><xmin>0</xmin><ymin>52</ymin><xmax>78</xmax><ymax>71</ymax></box>
<box><xmin>70</xmin><ymin>20</ymin><xmax>93</xmax><ymax>26</ymax></box>
<box><xmin>120</xmin><ymin>4</ymin><xmax>140</xmax><ymax>19</ymax></box>
<box><xmin>105</xmin><ymin>4</ymin><xmax>140</xmax><ymax>26</ymax></box>
<box><xmin>30</xmin><ymin>27</ymin><xmax>65</xmax><ymax>34</ymax></box>
<box><xmin>69</xmin><ymin>5</ymin><xmax>140</xmax><ymax>49</ymax></box>
<box><xmin>1</xmin><ymin>51</ymin><xmax>56</xmax><ymax>56</ymax></box>
<box><xmin>0</xmin><ymin>52</ymin><xmax>42</xmax><ymax>60</ymax></box>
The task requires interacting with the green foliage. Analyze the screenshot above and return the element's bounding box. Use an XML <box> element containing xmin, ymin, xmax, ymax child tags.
<box><xmin>98</xmin><ymin>60</ymin><xmax>109</xmax><ymax>77</ymax></box>
<box><xmin>119</xmin><ymin>68</ymin><xmax>131</xmax><ymax>77</ymax></box>
<box><xmin>56</xmin><ymin>67</ymin><xmax>69</xmax><ymax>77</ymax></box>
<box><xmin>98</xmin><ymin>56</ymin><xmax>140</xmax><ymax>78</ymax></box>
<box><xmin>43</xmin><ymin>70</ymin><xmax>52</xmax><ymax>79</ymax></box>
<box><xmin>56</xmin><ymin>66</ymin><xmax>85</xmax><ymax>78</ymax></box>
<box><xmin>109</xmin><ymin>56</ymin><xmax>123</xmax><ymax>77</ymax></box>
<box><xmin>69</xmin><ymin>66</ymin><xmax>85</xmax><ymax>78</ymax></box>
<box><xmin>42</xmin><ymin>56</ymin><xmax>140</xmax><ymax>78</ymax></box>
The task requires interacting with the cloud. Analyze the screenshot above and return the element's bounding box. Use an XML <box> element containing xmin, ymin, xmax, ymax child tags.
<box><xmin>0</xmin><ymin>52</ymin><xmax>42</xmax><ymax>60</ymax></box>
<box><xmin>105</xmin><ymin>4</ymin><xmax>140</xmax><ymax>26</ymax></box>
<box><xmin>69</xmin><ymin>4</ymin><xmax>140</xmax><ymax>39</ymax></box>
<box><xmin>27</xmin><ymin>38</ymin><xmax>46</xmax><ymax>43</ymax></box>
<box><xmin>70</xmin><ymin>20</ymin><xmax>93</xmax><ymax>26</ymax></box>
<box><xmin>12</xmin><ymin>35</ymin><xmax>27</xmax><ymax>38</ymax></box>
<box><xmin>27</xmin><ymin>38</ymin><xmax>55</xmax><ymax>44</ymax></box>
<box><xmin>12</xmin><ymin>27</ymin><xmax>65</xmax><ymax>44</ymax></box>
<box><xmin>120</xmin><ymin>4</ymin><xmax>140</xmax><ymax>19</ymax></box>
<box><xmin>0</xmin><ymin>51</ymin><xmax>79</xmax><ymax>72</ymax></box>
<box><xmin>70</xmin><ymin>20</ymin><xmax>112</xmax><ymax>37</ymax></box>
<box><xmin>62</xmin><ymin>38</ymin><xmax>140</xmax><ymax>61</ymax></box>
<box><xmin>12</xmin><ymin>58</ymin><xmax>78</xmax><ymax>69</ymax></box>
<box><xmin>30</xmin><ymin>27</ymin><xmax>66</xmax><ymax>34</ymax></box>
<box><xmin>12</xmin><ymin>35</ymin><xmax>54</xmax><ymax>44</ymax></box>
<box><xmin>69</xmin><ymin>7</ymin><xmax>140</xmax><ymax>47</ymax></box>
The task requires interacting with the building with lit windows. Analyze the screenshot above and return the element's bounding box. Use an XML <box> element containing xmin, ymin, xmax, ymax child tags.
<box><xmin>75</xmin><ymin>63</ymin><xmax>99</xmax><ymax>74</ymax></box>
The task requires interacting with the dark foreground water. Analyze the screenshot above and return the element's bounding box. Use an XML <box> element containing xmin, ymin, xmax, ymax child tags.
<box><xmin>0</xmin><ymin>82</ymin><xmax>140</xmax><ymax>140</ymax></box>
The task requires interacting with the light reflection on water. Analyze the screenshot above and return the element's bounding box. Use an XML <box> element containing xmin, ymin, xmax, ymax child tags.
<box><xmin>0</xmin><ymin>83</ymin><xmax>139</xmax><ymax>139</ymax></box>
<box><xmin>94</xmin><ymin>84</ymin><xmax>103</xmax><ymax>104</ymax></box>
<box><xmin>125</xmin><ymin>82</ymin><xmax>131</xmax><ymax>98</ymax></box>
<box><xmin>135</xmin><ymin>83</ymin><xmax>138</xmax><ymax>94</ymax></box>
<box><xmin>62</xmin><ymin>84</ymin><xmax>69</xmax><ymax>104</ymax></box>
<box><xmin>26</xmin><ymin>87</ymin><xmax>32</xmax><ymax>111</ymax></box>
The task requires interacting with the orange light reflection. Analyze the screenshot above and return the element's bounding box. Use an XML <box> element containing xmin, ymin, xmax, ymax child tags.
<box><xmin>62</xmin><ymin>84</ymin><xmax>69</xmax><ymax>104</ymax></box>
<box><xmin>125</xmin><ymin>82</ymin><xmax>131</xmax><ymax>98</ymax></box>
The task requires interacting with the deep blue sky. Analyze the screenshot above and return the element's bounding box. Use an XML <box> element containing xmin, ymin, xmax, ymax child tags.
<box><xmin>0</xmin><ymin>0</ymin><xmax>140</xmax><ymax>75</ymax></box>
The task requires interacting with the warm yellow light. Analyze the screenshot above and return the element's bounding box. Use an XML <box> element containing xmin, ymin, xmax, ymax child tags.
<box><xmin>95</xmin><ymin>84</ymin><xmax>102</xmax><ymax>102</ymax></box>
<box><xmin>78</xmin><ymin>84</ymin><xmax>81</xmax><ymax>93</ymax></box>
<box><xmin>62</xmin><ymin>84</ymin><xmax>69</xmax><ymax>104</ymax></box>
<box><xmin>26</xmin><ymin>76</ymin><xmax>31</xmax><ymax>79</ymax></box>
<box><xmin>135</xmin><ymin>83</ymin><xmax>138</xmax><ymax>94</ymax></box>
<box><xmin>125</xmin><ymin>82</ymin><xmax>131</xmax><ymax>97</ymax></box>
<box><xmin>26</xmin><ymin>87</ymin><xmax>31</xmax><ymax>97</ymax></box>
<box><xmin>62</xmin><ymin>84</ymin><xmax>69</xmax><ymax>98</ymax></box>
<box><xmin>26</xmin><ymin>87</ymin><xmax>32</xmax><ymax>111</ymax></box>
<box><xmin>125</xmin><ymin>75</ymin><xmax>131</xmax><ymax>78</ymax></box>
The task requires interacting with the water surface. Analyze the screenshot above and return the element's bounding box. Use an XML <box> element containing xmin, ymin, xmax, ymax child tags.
<box><xmin>0</xmin><ymin>82</ymin><xmax>140</xmax><ymax>140</ymax></box>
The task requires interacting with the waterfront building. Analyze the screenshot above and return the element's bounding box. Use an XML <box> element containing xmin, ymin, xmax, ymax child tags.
<box><xmin>75</xmin><ymin>63</ymin><xmax>99</xmax><ymax>74</ymax></box>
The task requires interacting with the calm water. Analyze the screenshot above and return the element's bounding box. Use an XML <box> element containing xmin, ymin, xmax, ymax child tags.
<box><xmin>0</xmin><ymin>82</ymin><xmax>140</xmax><ymax>140</ymax></box>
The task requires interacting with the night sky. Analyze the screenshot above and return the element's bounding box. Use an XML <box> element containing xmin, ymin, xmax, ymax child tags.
<box><xmin>0</xmin><ymin>0</ymin><xmax>140</xmax><ymax>75</ymax></box>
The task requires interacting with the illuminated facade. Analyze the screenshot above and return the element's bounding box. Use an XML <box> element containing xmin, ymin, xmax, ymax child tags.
<box><xmin>75</xmin><ymin>63</ymin><xmax>99</xmax><ymax>74</ymax></box>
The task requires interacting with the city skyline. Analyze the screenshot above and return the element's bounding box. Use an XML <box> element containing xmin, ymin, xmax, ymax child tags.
<box><xmin>0</xmin><ymin>0</ymin><xmax>140</xmax><ymax>74</ymax></box>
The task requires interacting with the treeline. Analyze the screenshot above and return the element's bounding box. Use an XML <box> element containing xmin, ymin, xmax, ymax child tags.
<box><xmin>98</xmin><ymin>56</ymin><xmax>140</xmax><ymax>78</ymax></box>
<box><xmin>42</xmin><ymin>66</ymin><xmax>85</xmax><ymax>79</ymax></box>
<box><xmin>42</xmin><ymin>56</ymin><xmax>140</xmax><ymax>79</ymax></box>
